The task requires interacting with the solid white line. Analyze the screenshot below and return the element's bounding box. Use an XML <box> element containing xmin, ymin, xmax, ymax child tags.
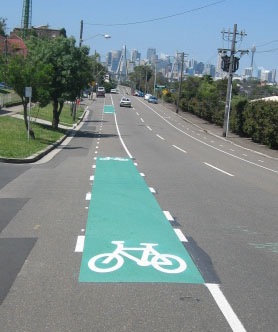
<box><xmin>156</xmin><ymin>134</ymin><xmax>165</xmax><ymax>140</ymax></box>
<box><xmin>114</xmin><ymin>112</ymin><xmax>133</xmax><ymax>159</ymax></box>
<box><xmin>163</xmin><ymin>211</ymin><xmax>174</xmax><ymax>221</ymax></box>
<box><xmin>75</xmin><ymin>235</ymin><xmax>85</xmax><ymax>252</ymax></box>
<box><xmin>174</xmin><ymin>228</ymin><xmax>188</xmax><ymax>242</ymax></box>
<box><xmin>137</xmin><ymin>99</ymin><xmax>278</xmax><ymax>174</ymax></box>
<box><xmin>205</xmin><ymin>283</ymin><xmax>247</xmax><ymax>332</ymax></box>
<box><xmin>172</xmin><ymin>145</ymin><xmax>187</xmax><ymax>154</ymax></box>
<box><xmin>204</xmin><ymin>162</ymin><xmax>234</xmax><ymax>177</ymax></box>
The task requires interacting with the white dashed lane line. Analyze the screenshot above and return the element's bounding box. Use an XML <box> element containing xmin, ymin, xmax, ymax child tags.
<box><xmin>156</xmin><ymin>134</ymin><xmax>165</xmax><ymax>140</ymax></box>
<box><xmin>172</xmin><ymin>145</ymin><xmax>187</xmax><ymax>154</ymax></box>
<box><xmin>204</xmin><ymin>162</ymin><xmax>234</xmax><ymax>177</ymax></box>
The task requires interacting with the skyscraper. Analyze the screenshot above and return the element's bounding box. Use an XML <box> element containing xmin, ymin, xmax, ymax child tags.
<box><xmin>131</xmin><ymin>49</ymin><xmax>141</xmax><ymax>65</ymax></box>
<box><xmin>147</xmin><ymin>48</ymin><xmax>157</xmax><ymax>63</ymax></box>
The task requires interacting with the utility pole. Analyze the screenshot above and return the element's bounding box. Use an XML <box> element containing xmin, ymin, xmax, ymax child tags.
<box><xmin>79</xmin><ymin>20</ymin><xmax>83</xmax><ymax>48</ymax></box>
<box><xmin>219</xmin><ymin>24</ymin><xmax>248</xmax><ymax>137</ymax></box>
<box><xmin>222</xmin><ymin>24</ymin><xmax>237</xmax><ymax>137</ymax></box>
<box><xmin>176</xmin><ymin>52</ymin><xmax>185</xmax><ymax>113</ymax></box>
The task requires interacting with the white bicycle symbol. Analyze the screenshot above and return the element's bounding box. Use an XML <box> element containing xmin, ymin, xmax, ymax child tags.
<box><xmin>88</xmin><ymin>241</ymin><xmax>187</xmax><ymax>274</ymax></box>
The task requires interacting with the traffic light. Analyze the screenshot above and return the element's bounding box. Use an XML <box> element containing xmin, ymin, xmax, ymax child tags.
<box><xmin>221</xmin><ymin>55</ymin><xmax>240</xmax><ymax>73</ymax></box>
<box><xmin>221</xmin><ymin>55</ymin><xmax>230</xmax><ymax>72</ymax></box>
<box><xmin>232</xmin><ymin>57</ymin><xmax>239</xmax><ymax>73</ymax></box>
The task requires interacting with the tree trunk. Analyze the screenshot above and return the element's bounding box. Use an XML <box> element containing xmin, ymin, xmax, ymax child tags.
<box><xmin>52</xmin><ymin>99</ymin><xmax>64</xmax><ymax>129</ymax></box>
<box><xmin>52</xmin><ymin>99</ymin><xmax>59</xmax><ymax>129</ymax></box>
<box><xmin>23</xmin><ymin>98</ymin><xmax>35</xmax><ymax>139</ymax></box>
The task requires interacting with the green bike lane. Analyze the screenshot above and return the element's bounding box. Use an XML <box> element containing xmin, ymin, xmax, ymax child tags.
<box><xmin>79</xmin><ymin>103</ymin><xmax>203</xmax><ymax>283</ymax></box>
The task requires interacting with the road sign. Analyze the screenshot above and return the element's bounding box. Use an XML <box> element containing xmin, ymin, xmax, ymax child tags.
<box><xmin>25</xmin><ymin>87</ymin><xmax>32</xmax><ymax>98</ymax></box>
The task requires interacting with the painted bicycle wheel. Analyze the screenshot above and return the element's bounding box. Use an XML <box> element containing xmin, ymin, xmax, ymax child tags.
<box><xmin>88</xmin><ymin>254</ymin><xmax>124</xmax><ymax>273</ymax></box>
<box><xmin>151</xmin><ymin>254</ymin><xmax>187</xmax><ymax>274</ymax></box>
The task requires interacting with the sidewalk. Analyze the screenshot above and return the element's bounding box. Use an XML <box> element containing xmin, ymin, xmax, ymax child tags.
<box><xmin>0</xmin><ymin>104</ymin><xmax>23</xmax><ymax>117</ymax></box>
<box><xmin>0</xmin><ymin>104</ymin><xmax>75</xmax><ymax>129</ymax></box>
<box><xmin>162</xmin><ymin>102</ymin><xmax>278</xmax><ymax>160</ymax></box>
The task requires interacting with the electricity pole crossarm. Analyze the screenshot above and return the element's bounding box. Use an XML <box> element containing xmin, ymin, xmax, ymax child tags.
<box><xmin>219</xmin><ymin>24</ymin><xmax>249</xmax><ymax>137</ymax></box>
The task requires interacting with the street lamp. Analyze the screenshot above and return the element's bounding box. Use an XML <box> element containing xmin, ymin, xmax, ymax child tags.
<box><xmin>79</xmin><ymin>20</ymin><xmax>111</xmax><ymax>47</ymax></box>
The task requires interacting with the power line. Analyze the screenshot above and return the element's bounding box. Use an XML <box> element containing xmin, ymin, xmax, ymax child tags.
<box><xmin>84</xmin><ymin>0</ymin><xmax>227</xmax><ymax>27</ymax></box>
<box><xmin>256</xmin><ymin>39</ymin><xmax>278</xmax><ymax>48</ymax></box>
<box><xmin>257</xmin><ymin>48</ymin><xmax>278</xmax><ymax>54</ymax></box>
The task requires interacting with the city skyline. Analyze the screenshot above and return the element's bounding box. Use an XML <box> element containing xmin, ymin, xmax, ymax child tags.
<box><xmin>103</xmin><ymin>46</ymin><xmax>276</xmax><ymax>82</ymax></box>
<box><xmin>2</xmin><ymin>0</ymin><xmax>278</xmax><ymax>73</ymax></box>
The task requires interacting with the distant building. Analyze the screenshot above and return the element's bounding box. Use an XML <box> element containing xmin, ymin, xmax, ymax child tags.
<box><xmin>260</xmin><ymin>69</ymin><xmax>272</xmax><ymax>82</ymax></box>
<box><xmin>203</xmin><ymin>64</ymin><xmax>216</xmax><ymax>77</ymax></box>
<box><xmin>243</xmin><ymin>67</ymin><xmax>253</xmax><ymax>79</ymax></box>
<box><xmin>131</xmin><ymin>49</ymin><xmax>141</xmax><ymax>65</ymax></box>
<box><xmin>12</xmin><ymin>25</ymin><xmax>63</xmax><ymax>39</ymax></box>
<box><xmin>0</xmin><ymin>34</ymin><xmax>27</xmax><ymax>56</ymax></box>
<box><xmin>110</xmin><ymin>50</ymin><xmax>121</xmax><ymax>73</ymax></box>
<box><xmin>106</xmin><ymin>51</ymin><xmax>112</xmax><ymax>67</ymax></box>
<box><xmin>146</xmin><ymin>48</ymin><xmax>157</xmax><ymax>63</ymax></box>
<box><xmin>195</xmin><ymin>62</ymin><xmax>205</xmax><ymax>75</ymax></box>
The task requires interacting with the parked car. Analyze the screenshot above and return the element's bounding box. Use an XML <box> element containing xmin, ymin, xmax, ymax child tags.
<box><xmin>144</xmin><ymin>93</ymin><xmax>152</xmax><ymax>101</ymax></box>
<box><xmin>120</xmin><ymin>97</ymin><xmax>132</xmax><ymax>107</ymax></box>
<box><xmin>110</xmin><ymin>89</ymin><xmax>118</xmax><ymax>94</ymax></box>
<box><xmin>96</xmin><ymin>87</ymin><xmax>105</xmax><ymax>97</ymax></box>
<box><xmin>148</xmin><ymin>96</ymin><xmax>158</xmax><ymax>104</ymax></box>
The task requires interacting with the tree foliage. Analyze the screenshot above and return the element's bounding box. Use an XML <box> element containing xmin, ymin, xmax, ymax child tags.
<box><xmin>26</xmin><ymin>36</ymin><xmax>93</xmax><ymax>128</ymax></box>
<box><xmin>6</xmin><ymin>54</ymin><xmax>52</xmax><ymax>138</ymax></box>
<box><xmin>163</xmin><ymin>75</ymin><xmax>278</xmax><ymax>149</ymax></box>
<box><xmin>129</xmin><ymin>65</ymin><xmax>153</xmax><ymax>93</ymax></box>
<box><xmin>0</xmin><ymin>18</ymin><xmax>7</xmax><ymax>36</ymax></box>
<box><xmin>242</xmin><ymin>101</ymin><xmax>278</xmax><ymax>149</ymax></box>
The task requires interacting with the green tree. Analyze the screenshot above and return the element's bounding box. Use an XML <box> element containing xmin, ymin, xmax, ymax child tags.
<box><xmin>27</xmin><ymin>36</ymin><xmax>93</xmax><ymax>128</ymax></box>
<box><xmin>129</xmin><ymin>65</ymin><xmax>152</xmax><ymax>93</ymax></box>
<box><xmin>6</xmin><ymin>54</ymin><xmax>52</xmax><ymax>138</ymax></box>
<box><xmin>0</xmin><ymin>18</ymin><xmax>7</xmax><ymax>36</ymax></box>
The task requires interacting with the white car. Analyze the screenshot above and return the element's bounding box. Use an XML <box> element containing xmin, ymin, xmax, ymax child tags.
<box><xmin>144</xmin><ymin>93</ymin><xmax>152</xmax><ymax>101</ymax></box>
<box><xmin>120</xmin><ymin>97</ymin><xmax>132</xmax><ymax>108</ymax></box>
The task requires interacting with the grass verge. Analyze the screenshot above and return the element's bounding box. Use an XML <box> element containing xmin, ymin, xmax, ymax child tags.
<box><xmin>0</xmin><ymin>116</ymin><xmax>67</xmax><ymax>158</ymax></box>
<box><xmin>28</xmin><ymin>103</ymin><xmax>84</xmax><ymax>126</ymax></box>
<box><xmin>0</xmin><ymin>102</ymin><xmax>85</xmax><ymax>159</ymax></box>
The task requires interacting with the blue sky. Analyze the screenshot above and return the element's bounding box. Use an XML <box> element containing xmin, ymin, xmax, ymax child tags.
<box><xmin>2</xmin><ymin>0</ymin><xmax>278</xmax><ymax>74</ymax></box>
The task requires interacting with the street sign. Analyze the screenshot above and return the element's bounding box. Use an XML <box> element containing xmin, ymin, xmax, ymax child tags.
<box><xmin>25</xmin><ymin>87</ymin><xmax>32</xmax><ymax>98</ymax></box>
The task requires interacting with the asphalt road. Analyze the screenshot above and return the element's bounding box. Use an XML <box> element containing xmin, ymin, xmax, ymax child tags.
<box><xmin>0</xmin><ymin>92</ymin><xmax>277</xmax><ymax>332</ymax></box>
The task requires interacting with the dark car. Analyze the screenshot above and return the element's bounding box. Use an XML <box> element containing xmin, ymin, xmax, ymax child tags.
<box><xmin>148</xmin><ymin>96</ymin><xmax>158</xmax><ymax>104</ymax></box>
